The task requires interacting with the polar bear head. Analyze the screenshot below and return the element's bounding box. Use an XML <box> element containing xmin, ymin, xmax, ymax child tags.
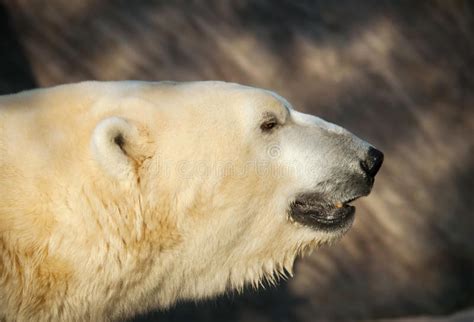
<box><xmin>91</xmin><ymin>81</ymin><xmax>383</xmax><ymax>306</ymax></box>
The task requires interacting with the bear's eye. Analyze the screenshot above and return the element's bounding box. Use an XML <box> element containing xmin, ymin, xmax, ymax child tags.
<box><xmin>260</xmin><ymin>118</ymin><xmax>278</xmax><ymax>132</ymax></box>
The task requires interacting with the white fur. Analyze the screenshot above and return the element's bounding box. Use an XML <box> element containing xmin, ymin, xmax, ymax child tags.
<box><xmin>0</xmin><ymin>81</ymin><xmax>369</xmax><ymax>321</ymax></box>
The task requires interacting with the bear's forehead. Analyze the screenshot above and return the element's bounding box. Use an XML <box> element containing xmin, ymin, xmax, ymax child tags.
<box><xmin>191</xmin><ymin>81</ymin><xmax>291</xmax><ymax>108</ymax></box>
<box><xmin>243</xmin><ymin>91</ymin><xmax>291</xmax><ymax>120</ymax></box>
<box><xmin>150</xmin><ymin>81</ymin><xmax>292</xmax><ymax>125</ymax></box>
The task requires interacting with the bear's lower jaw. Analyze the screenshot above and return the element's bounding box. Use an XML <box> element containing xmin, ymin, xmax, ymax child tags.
<box><xmin>288</xmin><ymin>193</ymin><xmax>359</xmax><ymax>232</ymax></box>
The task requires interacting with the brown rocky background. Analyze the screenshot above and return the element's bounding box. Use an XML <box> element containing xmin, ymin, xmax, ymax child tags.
<box><xmin>1</xmin><ymin>1</ymin><xmax>473</xmax><ymax>321</ymax></box>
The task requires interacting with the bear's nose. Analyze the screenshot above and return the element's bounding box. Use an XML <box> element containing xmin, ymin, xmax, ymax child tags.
<box><xmin>360</xmin><ymin>147</ymin><xmax>384</xmax><ymax>177</ymax></box>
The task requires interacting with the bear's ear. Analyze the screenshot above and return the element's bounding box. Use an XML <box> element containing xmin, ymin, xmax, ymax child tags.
<box><xmin>91</xmin><ymin>117</ymin><xmax>153</xmax><ymax>181</ymax></box>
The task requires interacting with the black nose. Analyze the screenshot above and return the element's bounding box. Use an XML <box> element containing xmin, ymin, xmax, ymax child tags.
<box><xmin>360</xmin><ymin>147</ymin><xmax>384</xmax><ymax>177</ymax></box>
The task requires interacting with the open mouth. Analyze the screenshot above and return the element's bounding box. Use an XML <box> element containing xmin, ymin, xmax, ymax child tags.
<box><xmin>288</xmin><ymin>193</ymin><xmax>362</xmax><ymax>231</ymax></box>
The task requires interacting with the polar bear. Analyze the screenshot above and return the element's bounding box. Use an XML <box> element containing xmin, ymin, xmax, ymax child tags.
<box><xmin>0</xmin><ymin>81</ymin><xmax>383</xmax><ymax>321</ymax></box>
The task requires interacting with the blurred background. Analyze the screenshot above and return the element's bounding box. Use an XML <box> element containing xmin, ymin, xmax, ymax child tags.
<box><xmin>1</xmin><ymin>0</ymin><xmax>473</xmax><ymax>321</ymax></box>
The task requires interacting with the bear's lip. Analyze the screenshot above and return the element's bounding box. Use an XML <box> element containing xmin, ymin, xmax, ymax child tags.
<box><xmin>288</xmin><ymin>193</ymin><xmax>363</xmax><ymax>231</ymax></box>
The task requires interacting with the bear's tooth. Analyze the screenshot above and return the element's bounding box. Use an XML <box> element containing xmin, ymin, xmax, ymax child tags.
<box><xmin>335</xmin><ymin>201</ymin><xmax>343</xmax><ymax>208</ymax></box>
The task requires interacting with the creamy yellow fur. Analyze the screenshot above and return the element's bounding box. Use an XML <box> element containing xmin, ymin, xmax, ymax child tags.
<box><xmin>0</xmin><ymin>81</ymin><xmax>349</xmax><ymax>321</ymax></box>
